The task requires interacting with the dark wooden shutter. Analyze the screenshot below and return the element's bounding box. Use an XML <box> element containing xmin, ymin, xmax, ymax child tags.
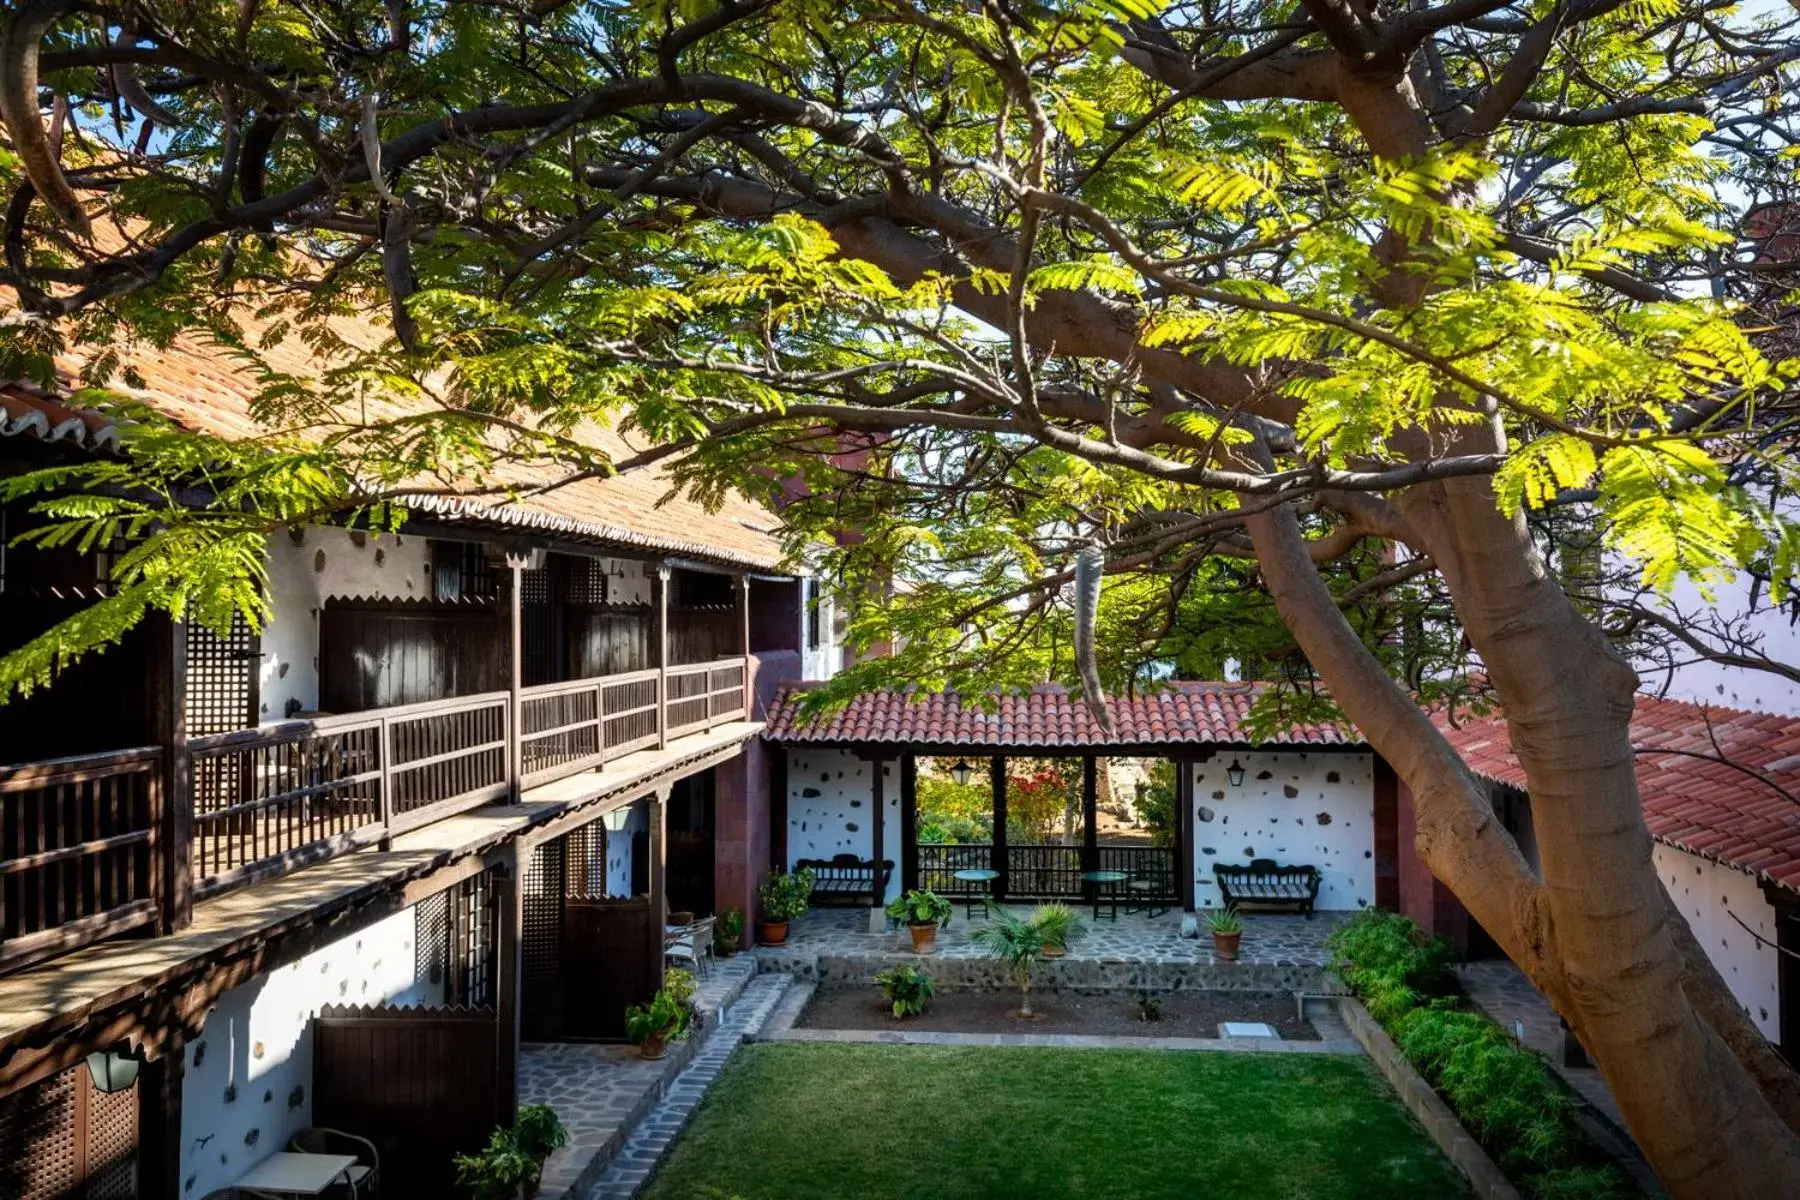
<box><xmin>0</xmin><ymin>1061</ymin><xmax>138</xmax><ymax>1199</ymax></box>
<box><xmin>185</xmin><ymin>615</ymin><xmax>259</xmax><ymax>735</ymax></box>
<box><xmin>520</xmin><ymin>838</ymin><xmax>566</xmax><ymax>1040</ymax></box>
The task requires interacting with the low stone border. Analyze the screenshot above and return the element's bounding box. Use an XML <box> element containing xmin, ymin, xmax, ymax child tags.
<box><xmin>765</xmin><ymin>951</ymin><xmax>1327</xmax><ymax>993</ymax></box>
<box><xmin>762</xmin><ymin>1025</ymin><xmax>1359</xmax><ymax>1054</ymax></box>
<box><xmin>1337</xmin><ymin>997</ymin><xmax>1522</xmax><ymax>1200</ymax></box>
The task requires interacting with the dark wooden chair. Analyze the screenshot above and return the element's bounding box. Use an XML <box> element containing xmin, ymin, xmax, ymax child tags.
<box><xmin>288</xmin><ymin>1127</ymin><xmax>379</xmax><ymax>1199</ymax></box>
<box><xmin>794</xmin><ymin>854</ymin><xmax>894</xmax><ymax>906</ymax></box>
<box><xmin>1215</xmin><ymin>859</ymin><xmax>1321</xmax><ymax>917</ymax></box>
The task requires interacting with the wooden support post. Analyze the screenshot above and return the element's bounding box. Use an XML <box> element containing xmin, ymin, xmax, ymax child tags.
<box><xmin>738</xmin><ymin>574</ymin><xmax>753</xmax><ymax>720</ymax></box>
<box><xmin>1081</xmin><ymin>754</ymin><xmax>1099</xmax><ymax>879</ymax></box>
<box><xmin>770</xmin><ymin>743</ymin><xmax>789</xmax><ymax>871</ymax></box>
<box><xmin>136</xmin><ymin>1041</ymin><xmax>186</xmax><ymax>1200</ymax></box>
<box><xmin>900</xmin><ymin>753</ymin><xmax>918</xmax><ymax>894</ymax></box>
<box><xmin>991</xmin><ymin>756</ymin><xmax>1008</xmax><ymax>903</ymax></box>
<box><xmin>149</xmin><ymin>616</ymin><xmax>192</xmax><ymax>934</ymax></box>
<box><xmin>1177</xmin><ymin>759</ymin><xmax>1196</xmax><ymax>913</ymax></box>
<box><xmin>647</xmin><ymin>792</ymin><xmax>667</xmax><ymax>989</ymax></box>
<box><xmin>504</xmin><ymin>553</ymin><xmax>527</xmax><ymax>801</ymax></box>
<box><xmin>869</xmin><ymin>756</ymin><xmax>887</xmax><ymax>932</ymax></box>
<box><xmin>653</xmin><ymin>564</ymin><xmax>670</xmax><ymax>750</ymax></box>
<box><xmin>494</xmin><ymin>845</ymin><xmax>524</xmax><ymax>1124</ymax></box>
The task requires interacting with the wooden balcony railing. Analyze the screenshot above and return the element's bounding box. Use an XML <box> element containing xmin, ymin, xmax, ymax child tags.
<box><xmin>0</xmin><ymin>746</ymin><xmax>163</xmax><ymax>971</ymax></box>
<box><xmin>0</xmin><ymin>655</ymin><xmax>753</xmax><ymax>967</ymax></box>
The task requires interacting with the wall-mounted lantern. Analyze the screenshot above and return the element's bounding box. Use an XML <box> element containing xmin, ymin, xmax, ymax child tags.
<box><xmin>86</xmin><ymin>1047</ymin><xmax>142</xmax><ymax>1094</ymax></box>
<box><xmin>602</xmin><ymin>804</ymin><xmax>635</xmax><ymax>832</ymax></box>
<box><xmin>950</xmin><ymin>760</ymin><xmax>974</xmax><ymax>786</ymax></box>
<box><xmin>1226</xmin><ymin>760</ymin><xmax>1246</xmax><ymax>788</ymax></box>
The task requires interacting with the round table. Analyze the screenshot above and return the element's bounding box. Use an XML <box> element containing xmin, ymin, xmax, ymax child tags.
<box><xmin>952</xmin><ymin>868</ymin><xmax>1000</xmax><ymax>919</ymax></box>
<box><xmin>1080</xmin><ymin>869</ymin><xmax>1129</xmax><ymax>921</ymax></box>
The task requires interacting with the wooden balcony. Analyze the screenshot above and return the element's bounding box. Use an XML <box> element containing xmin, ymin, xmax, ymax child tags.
<box><xmin>0</xmin><ymin>656</ymin><xmax>752</xmax><ymax>970</ymax></box>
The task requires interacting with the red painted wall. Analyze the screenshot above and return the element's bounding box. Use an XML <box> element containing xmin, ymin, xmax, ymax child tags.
<box><xmin>713</xmin><ymin>649</ymin><xmax>802</xmax><ymax>948</ymax></box>
<box><xmin>1394</xmin><ymin>775</ymin><xmax>1472</xmax><ymax>952</ymax></box>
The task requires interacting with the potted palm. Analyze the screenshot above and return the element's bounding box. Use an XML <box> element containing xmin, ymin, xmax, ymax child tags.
<box><xmin>1033</xmin><ymin>902</ymin><xmax>1088</xmax><ymax>959</ymax></box>
<box><xmin>756</xmin><ymin>867</ymin><xmax>815</xmax><ymax>945</ymax></box>
<box><xmin>969</xmin><ymin>902</ymin><xmax>1050</xmax><ymax>1018</ymax></box>
<box><xmin>1207</xmin><ymin>905</ymin><xmax>1243</xmax><ymax>961</ymax></box>
<box><xmin>885</xmin><ymin>888</ymin><xmax>953</xmax><ymax>953</ymax></box>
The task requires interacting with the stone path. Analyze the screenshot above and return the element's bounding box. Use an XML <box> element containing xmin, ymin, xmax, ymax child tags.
<box><xmin>584</xmin><ymin>973</ymin><xmax>793</xmax><ymax>1200</ymax></box>
<box><xmin>1457</xmin><ymin>960</ymin><xmax>1664</xmax><ymax>1196</ymax></box>
<box><xmin>523</xmin><ymin>957</ymin><xmax>760</xmax><ymax>1199</ymax></box>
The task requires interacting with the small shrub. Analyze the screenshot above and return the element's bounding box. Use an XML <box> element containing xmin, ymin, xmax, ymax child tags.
<box><xmin>1134</xmin><ymin>991</ymin><xmax>1162</xmax><ymax>1022</ymax></box>
<box><xmin>759</xmin><ymin>867</ymin><xmax>816</xmax><ymax>922</ymax></box>
<box><xmin>453</xmin><ymin>1128</ymin><xmax>539</xmax><ymax>1200</ymax></box>
<box><xmin>714</xmin><ymin>907</ymin><xmax>744</xmax><ymax>954</ymax></box>
<box><xmin>1327</xmin><ymin>908</ymin><xmax>1454</xmax><ymax>996</ymax></box>
<box><xmin>1529</xmin><ymin>1164</ymin><xmax>1631</xmax><ymax>1200</ymax></box>
<box><xmin>1032</xmin><ymin>902</ymin><xmax>1089</xmax><ymax>951</ymax></box>
<box><xmin>512</xmin><ymin>1104</ymin><xmax>568</xmax><ymax>1160</ymax></box>
<box><xmin>875</xmin><ymin>964</ymin><xmax>936</xmax><ymax>1018</ymax></box>
<box><xmin>885</xmin><ymin>888</ymin><xmax>953</xmax><ymax>929</ymax></box>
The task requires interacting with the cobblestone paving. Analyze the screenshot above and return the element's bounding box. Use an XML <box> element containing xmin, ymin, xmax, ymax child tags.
<box><xmin>523</xmin><ymin>957</ymin><xmax>758</xmax><ymax>1199</ymax></box>
<box><xmin>584</xmin><ymin>973</ymin><xmax>792</xmax><ymax>1200</ymax></box>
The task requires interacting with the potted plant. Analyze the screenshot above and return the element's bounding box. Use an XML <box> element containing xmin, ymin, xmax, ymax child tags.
<box><xmin>1207</xmin><ymin>905</ymin><xmax>1243</xmax><ymax>961</ymax></box>
<box><xmin>453</xmin><ymin>1128</ymin><xmax>540</xmax><ymax>1200</ymax></box>
<box><xmin>1032</xmin><ymin>902</ymin><xmax>1088</xmax><ymax>959</ymax></box>
<box><xmin>713</xmin><ymin>906</ymin><xmax>745</xmax><ymax>957</ymax></box>
<box><xmin>885</xmin><ymin>888</ymin><xmax>953</xmax><ymax>953</ymax></box>
<box><xmin>513</xmin><ymin>1105</ymin><xmax>567</xmax><ymax>1194</ymax></box>
<box><xmin>875</xmin><ymin>964</ymin><xmax>937</xmax><ymax>1018</ymax></box>
<box><xmin>969</xmin><ymin>901</ymin><xmax>1050</xmax><ymax>1018</ymax></box>
<box><xmin>625</xmin><ymin>986</ymin><xmax>689</xmax><ymax>1059</ymax></box>
<box><xmin>756</xmin><ymin>867</ymin><xmax>815</xmax><ymax>944</ymax></box>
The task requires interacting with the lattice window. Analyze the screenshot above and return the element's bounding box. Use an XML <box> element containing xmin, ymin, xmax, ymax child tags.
<box><xmin>565</xmin><ymin>822</ymin><xmax>608</xmax><ymax>899</ymax></box>
<box><xmin>565</xmin><ymin>557</ymin><xmax>610</xmax><ymax>605</ymax></box>
<box><xmin>520</xmin><ymin>839</ymin><xmax>566</xmax><ymax>1039</ymax></box>
<box><xmin>416</xmin><ymin>891</ymin><xmax>450</xmax><ymax>990</ymax></box>
<box><xmin>453</xmin><ymin>869</ymin><xmax>497</xmax><ymax>1008</ymax></box>
<box><xmin>185</xmin><ymin>614</ymin><xmax>259</xmax><ymax>736</ymax></box>
<box><xmin>431</xmin><ymin>540</ymin><xmax>498</xmax><ymax>603</ymax></box>
<box><xmin>0</xmin><ymin>1061</ymin><xmax>137</xmax><ymax>1199</ymax></box>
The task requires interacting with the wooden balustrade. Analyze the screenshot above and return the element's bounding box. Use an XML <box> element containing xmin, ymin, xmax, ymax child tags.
<box><xmin>0</xmin><ymin>747</ymin><xmax>164</xmax><ymax>971</ymax></box>
<box><xmin>0</xmin><ymin>653</ymin><xmax>754</xmax><ymax>966</ymax></box>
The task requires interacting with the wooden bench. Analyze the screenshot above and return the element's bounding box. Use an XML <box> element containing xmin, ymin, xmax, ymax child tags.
<box><xmin>1215</xmin><ymin>859</ymin><xmax>1321</xmax><ymax>917</ymax></box>
<box><xmin>794</xmin><ymin>855</ymin><xmax>894</xmax><ymax>906</ymax></box>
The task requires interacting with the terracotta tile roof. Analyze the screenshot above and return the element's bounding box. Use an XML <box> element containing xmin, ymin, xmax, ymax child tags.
<box><xmin>1437</xmin><ymin>695</ymin><xmax>1800</xmax><ymax>894</ymax></box>
<box><xmin>4</xmin><ymin>295</ymin><xmax>785</xmax><ymax>569</ymax></box>
<box><xmin>763</xmin><ymin>682</ymin><xmax>1363</xmax><ymax>750</ymax></box>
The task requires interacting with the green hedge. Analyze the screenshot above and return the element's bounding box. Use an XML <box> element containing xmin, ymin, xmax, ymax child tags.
<box><xmin>1327</xmin><ymin>910</ymin><xmax>1630</xmax><ymax>1199</ymax></box>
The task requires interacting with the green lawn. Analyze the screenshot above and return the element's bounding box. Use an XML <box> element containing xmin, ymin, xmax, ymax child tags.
<box><xmin>643</xmin><ymin>1043</ymin><xmax>1469</xmax><ymax>1200</ymax></box>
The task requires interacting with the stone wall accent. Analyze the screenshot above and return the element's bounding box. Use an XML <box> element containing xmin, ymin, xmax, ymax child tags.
<box><xmin>783</xmin><ymin>747</ymin><xmax>900</xmax><ymax>902</ymax></box>
<box><xmin>1190</xmin><ymin>751</ymin><xmax>1376</xmax><ymax>911</ymax></box>
<box><xmin>1337</xmin><ymin>997</ymin><xmax>1521</xmax><ymax>1200</ymax></box>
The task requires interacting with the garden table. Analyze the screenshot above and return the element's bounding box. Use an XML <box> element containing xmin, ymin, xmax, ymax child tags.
<box><xmin>231</xmin><ymin>1151</ymin><xmax>359</xmax><ymax>1196</ymax></box>
<box><xmin>1080</xmin><ymin>869</ymin><xmax>1129</xmax><ymax>921</ymax></box>
<box><xmin>951</xmin><ymin>868</ymin><xmax>1000</xmax><ymax>919</ymax></box>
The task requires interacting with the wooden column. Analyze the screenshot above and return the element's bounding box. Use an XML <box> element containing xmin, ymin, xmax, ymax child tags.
<box><xmin>647</xmin><ymin>793</ymin><xmax>667</xmax><ymax>989</ymax></box>
<box><xmin>1372</xmin><ymin>755</ymin><xmax>1400</xmax><ymax>910</ymax></box>
<box><xmin>149</xmin><ymin>615</ymin><xmax>192</xmax><ymax>933</ymax></box>
<box><xmin>504</xmin><ymin>553</ymin><xmax>526</xmax><ymax>801</ymax></box>
<box><xmin>653</xmin><ymin>565</ymin><xmax>670</xmax><ymax>749</ymax></box>
<box><xmin>900</xmin><ymin>753</ymin><xmax>918</xmax><ymax>894</ymax></box>
<box><xmin>1080</xmin><ymin>755</ymin><xmax>1099</xmax><ymax>878</ymax></box>
<box><xmin>991</xmin><ymin>756</ymin><xmax>1008</xmax><ymax>902</ymax></box>
<box><xmin>869</xmin><ymin>755</ymin><xmax>887</xmax><ymax>930</ymax></box>
<box><xmin>493</xmin><ymin>845</ymin><xmax>524</xmax><ymax>1124</ymax></box>
<box><xmin>136</xmin><ymin>1043</ymin><xmax>186</xmax><ymax>1200</ymax></box>
<box><xmin>1176</xmin><ymin>759</ymin><xmax>1196</xmax><ymax>913</ymax></box>
<box><xmin>770</xmin><ymin>743</ymin><xmax>789</xmax><ymax>871</ymax></box>
<box><xmin>738</xmin><ymin>574</ymin><xmax>753</xmax><ymax>720</ymax></box>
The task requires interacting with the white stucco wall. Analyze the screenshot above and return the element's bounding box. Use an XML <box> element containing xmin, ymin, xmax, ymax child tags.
<box><xmin>1640</xmin><ymin>576</ymin><xmax>1800</xmax><ymax>715</ymax></box>
<box><xmin>1190</xmin><ymin>751</ymin><xmax>1377</xmax><ymax>911</ymax></box>
<box><xmin>606</xmin><ymin>803</ymin><xmax>645</xmax><ymax>897</ymax></box>
<box><xmin>1656</xmin><ymin>842</ymin><xmax>1782</xmax><ymax>1039</ymax></box>
<box><xmin>784</xmin><ymin>746</ymin><xmax>900</xmax><ymax>902</ymax></box>
<box><xmin>260</xmin><ymin>527</ymin><xmax>433</xmax><ymax>722</ymax></box>
<box><xmin>178</xmin><ymin>906</ymin><xmax>441</xmax><ymax>1198</ymax></box>
<box><xmin>800</xmin><ymin>579</ymin><xmax>838</xmax><ymax>683</ymax></box>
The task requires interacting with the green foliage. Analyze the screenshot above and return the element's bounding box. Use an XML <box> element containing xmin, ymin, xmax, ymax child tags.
<box><xmin>715</xmin><ymin>907</ymin><xmax>745</xmax><ymax>955</ymax></box>
<box><xmin>1134</xmin><ymin>991</ymin><xmax>1163</xmax><ymax>1022</ymax></box>
<box><xmin>626</xmin><ymin>977</ymin><xmax>694</xmax><ymax>1046</ymax></box>
<box><xmin>1031</xmin><ymin>902</ymin><xmax>1089</xmax><ymax>952</ymax></box>
<box><xmin>1204</xmin><ymin>905</ymin><xmax>1242</xmax><ymax>935</ymax></box>
<box><xmin>1132</xmin><ymin>761</ymin><xmax>1177</xmax><ymax>849</ymax></box>
<box><xmin>758</xmin><ymin>868</ymin><xmax>816</xmax><ymax>923</ymax></box>
<box><xmin>1330</xmin><ymin>911</ymin><xmax>1628</xmax><ymax>1199</ymax></box>
<box><xmin>916</xmin><ymin>765</ymin><xmax>994</xmax><ymax>845</ymax></box>
<box><xmin>886</xmin><ymin>889</ymin><xmax>953</xmax><ymax>929</ymax></box>
<box><xmin>453</xmin><ymin>1127</ymin><xmax>540</xmax><ymax>1200</ymax></box>
<box><xmin>874</xmin><ymin>965</ymin><xmax>937</xmax><ymax>1019</ymax></box>
<box><xmin>968</xmin><ymin>902</ymin><xmax>1051</xmax><ymax>1013</ymax></box>
<box><xmin>512</xmin><ymin>1105</ymin><xmax>569</xmax><ymax>1161</ymax></box>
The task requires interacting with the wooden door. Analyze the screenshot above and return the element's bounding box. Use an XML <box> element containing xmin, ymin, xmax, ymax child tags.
<box><xmin>562</xmin><ymin>895</ymin><xmax>658</xmax><ymax>1040</ymax></box>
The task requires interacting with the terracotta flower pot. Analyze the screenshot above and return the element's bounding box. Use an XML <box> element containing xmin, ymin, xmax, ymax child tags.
<box><xmin>758</xmin><ymin>919</ymin><xmax>790</xmax><ymax>945</ymax></box>
<box><xmin>1042</xmin><ymin>944</ymin><xmax>1066</xmax><ymax>959</ymax></box>
<box><xmin>909</xmin><ymin>923</ymin><xmax>937</xmax><ymax>954</ymax></box>
<box><xmin>639</xmin><ymin>1030</ymin><xmax>671</xmax><ymax>1060</ymax></box>
<box><xmin>1212</xmin><ymin>930</ymin><xmax>1241</xmax><ymax>962</ymax></box>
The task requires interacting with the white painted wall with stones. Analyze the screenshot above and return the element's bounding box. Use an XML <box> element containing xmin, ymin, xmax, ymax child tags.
<box><xmin>1656</xmin><ymin>843</ymin><xmax>1781</xmax><ymax>1040</ymax></box>
<box><xmin>178</xmin><ymin>906</ymin><xmax>440</xmax><ymax>1198</ymax></box>
<box><xmin>1189</xmin><ymin>751</ymin><xmax>1376</xmax><ymax>911</ymax></box>
<box><xmin>784</xmin><ymin>746</ymin><xmax>900</xmax><ymax>902</ymax></box>
<box><xmin>606</xmin><ymin>802</ymin><xmax>645</xmax><ymax>897</ymax></box>
<box><xmin>259</xmin><ymin>526</ymin><xmax>433</xmax><ymax>722</ymax></box>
